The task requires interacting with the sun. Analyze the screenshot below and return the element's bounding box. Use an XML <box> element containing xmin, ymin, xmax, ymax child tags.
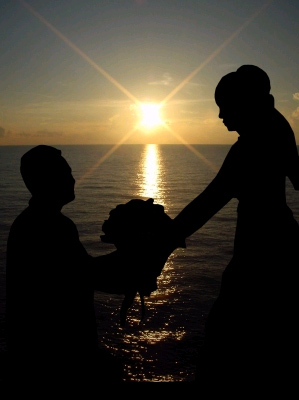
<box><xmin>139</xmin><ymin>103</ymin><xmax>163</xmax><ymax>129</ymax></box>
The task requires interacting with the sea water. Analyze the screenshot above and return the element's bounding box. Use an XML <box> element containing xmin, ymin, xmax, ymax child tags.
<box><xmin>1</xmin><ymin>144</ymin><xmax>298</xmax><ymax>382</ymax></box>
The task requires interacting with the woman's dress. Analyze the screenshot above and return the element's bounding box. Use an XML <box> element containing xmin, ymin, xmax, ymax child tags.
<box><xmin>176</xmin><ymin>109</ymin><xmax>299</xmax><ymax>383</ymax></box>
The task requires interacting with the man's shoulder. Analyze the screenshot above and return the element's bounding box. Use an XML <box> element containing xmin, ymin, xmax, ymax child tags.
<box><xmin>10</xmin><ymin>207</ymin><xmax>31</xmax><ymax>229</ymax></box>
<box><xmin>9</xmin><ymin>207</ymin><xmax>78</xmax><ymax>236</ymax></box>
<box><xmin>59</xmin><ymin>212</ymin><xmax>78</xmax><ymax>231</ymax></box>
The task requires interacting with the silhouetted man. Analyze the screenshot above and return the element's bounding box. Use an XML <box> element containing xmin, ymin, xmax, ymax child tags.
<box><xmin>6</xmin><ymin>145</ymin><xmax>124</xmax><ymax>388</ymax></box>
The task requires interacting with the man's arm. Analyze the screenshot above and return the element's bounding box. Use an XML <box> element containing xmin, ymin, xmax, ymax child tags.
<box><xmin>91</xmin><ymin>250</ymin><xmax>131</xmax><ymax>293</ymax></box>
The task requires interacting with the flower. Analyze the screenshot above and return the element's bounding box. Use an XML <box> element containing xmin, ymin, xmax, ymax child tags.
<box><xmin>101</xmin><ymin>198</ymin><xmax>185</xmax><ymax>325</ymax></box>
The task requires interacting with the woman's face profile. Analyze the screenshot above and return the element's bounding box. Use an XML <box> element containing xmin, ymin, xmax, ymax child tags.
<box><xmin>215</xmin><ymin>75</ymin><xmax>246</xmax><ymax>133</ymax></box>
<box><xmin>215</xmin><ymin>67</ymin><xmax>271</xmax><ymax>134</ymax></box>
<box><xmin>217</xmin><ymin>98</ymin><xmax>246</xmax><ymax>132</ymax></box>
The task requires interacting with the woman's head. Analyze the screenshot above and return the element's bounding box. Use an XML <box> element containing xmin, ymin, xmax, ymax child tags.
<box><xmin>215</xmin><ymin>65</ymin><xmax>273</xmax><ymax>132</ymax></box>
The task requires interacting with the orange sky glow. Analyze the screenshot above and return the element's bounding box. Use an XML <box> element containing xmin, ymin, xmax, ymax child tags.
<box><xmin>1</xmin><ymin>0</ymin><xmax>299</xmax><ymax>146</ymax></box>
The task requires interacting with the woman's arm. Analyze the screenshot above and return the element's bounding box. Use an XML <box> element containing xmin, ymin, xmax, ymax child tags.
<box><xmin>173</xmin><ymin>176</ymin><xmax>233</xmax><ymax>239</ymax></box>
<box><xmin>173</xmin><ymin>143</ymin><xmax>239</xmax><ymax>240</ymax></box>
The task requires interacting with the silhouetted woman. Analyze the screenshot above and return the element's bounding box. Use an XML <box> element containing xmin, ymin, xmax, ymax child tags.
<box><xmin>173</xmin><ymin>65</ymin><xmax>299</xmax><ymax>384</ymax></box>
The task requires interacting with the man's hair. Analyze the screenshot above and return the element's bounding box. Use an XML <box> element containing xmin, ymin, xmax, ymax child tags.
<box><xmin>215</xmin><ymin>64</ymin><xmax>272</xmax><ymax>105</ymax></box>
<box><xmin>236</xmin><ymin>64</ymin><xmax>271</xmax><ymax>95</ymax></box>
<box><xmin>20</xmin><ymin>145</ymin><xmax>62</xmax><ymax>194</ymax></box>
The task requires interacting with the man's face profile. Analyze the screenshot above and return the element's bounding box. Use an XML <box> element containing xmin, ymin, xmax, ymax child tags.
<box><xmin>21</xmin><ymin>145</ymin><xmax>75</xmax><ymax>207</ymax></box>
<box><xmin>51</xmin><ymin>156</ymin><xmax>76</xmax><ymax>206</ymax></box>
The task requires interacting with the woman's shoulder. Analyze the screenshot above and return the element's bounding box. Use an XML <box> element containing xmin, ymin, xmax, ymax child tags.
<box><xmin>221</xmin><ymin>140</ymin><xmax>241</xmax><ymax>165</ymax></box>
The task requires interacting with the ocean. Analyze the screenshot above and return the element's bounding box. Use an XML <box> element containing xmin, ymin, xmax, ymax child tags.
<box><xmin>1</xmin><ymin>144</ymin><xmax>299</xmax><ymax>382</ymax></box>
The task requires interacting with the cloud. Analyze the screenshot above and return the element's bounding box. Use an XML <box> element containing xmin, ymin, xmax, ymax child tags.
<box><xmin>148</xmin><ymin>73</ymin><xmax>203</xmax><ymax>93</ymax></box>
<box><xmin>36</xmin><ymin>130</ymin><xmax>64</xmax><ymax>137</ymax></box>
<box><xmin>289</xmin><ymin>94</ymin><xmax>299</xmax><ymax>124</ymax></box>
<box><xmin>292</xmin><ymin>107</ymin><xmax>299</xmax><ymax>119</ymax></box>
<box><xmin>108</xmin><ymin>114</ymin><xmax>120</xmax><ymax>122</ymax></box>
<box><xmin>180</xmin><ymin>109</ymin><xmax>199</xmax><ymax>115</ymax></box>
<box><xmin>168</xmin><ymin>98</ymin><xmax>214</xmax><ymax>106</ymax></box>
<box><xmin>0</xmin><ymin>126</ymin><xmax>6</xmax><ymax>137</ymax></box>
<box><xmin>148</xmin><ymin>73</ymin><xmax>173</xmax><ymax>86</ymax></box>
<box><xmin>18</xmin><ymin>130</ymin><xmax>64</xmax><ymax>138</ymax></box>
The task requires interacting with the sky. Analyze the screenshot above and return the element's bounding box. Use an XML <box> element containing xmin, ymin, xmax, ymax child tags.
<box><xmin>1</xmin><ymin>0</ymin><xmax>299</xmax><ymax>145</ymax></box>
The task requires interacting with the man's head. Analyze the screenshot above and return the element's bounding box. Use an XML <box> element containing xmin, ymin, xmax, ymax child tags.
<box><xmin>20</xmin><ymin>145</ymin><xmax>75</xmax><ymax>207</ymax></box>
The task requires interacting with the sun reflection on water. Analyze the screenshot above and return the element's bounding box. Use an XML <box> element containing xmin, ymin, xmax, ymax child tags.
<box><xmin>115</xmin><ymin>256</ymin><xmax>188</xmax><ymax>381</ymax></box>
<box><xmin>112</xmin><ymin>145</ymin><xmax>188</xmax><ymax>381</ymax></box>
<box><xmin>137</xmin><ymin>144</ymin><xmax>164</xmax><ymax>204</ymax></box>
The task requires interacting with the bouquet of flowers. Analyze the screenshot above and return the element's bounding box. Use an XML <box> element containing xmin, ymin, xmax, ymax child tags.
<box><xmin>101</xmin><ymin>198</ymin><xmax>185</xmax><ymax>325</ymax></box>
